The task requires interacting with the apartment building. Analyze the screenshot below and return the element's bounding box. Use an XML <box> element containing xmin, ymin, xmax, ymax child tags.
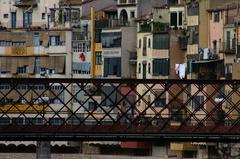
<box><xmin>0</xmin><ymin>0</ymin><xmax>59</xmax><ymax>29</ymax></box>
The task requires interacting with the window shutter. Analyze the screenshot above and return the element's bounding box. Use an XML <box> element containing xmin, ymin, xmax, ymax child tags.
<box><xmin>104</xmin><ymin>58</ymin><xmax>109</xmax><ymax>77</ymax></box>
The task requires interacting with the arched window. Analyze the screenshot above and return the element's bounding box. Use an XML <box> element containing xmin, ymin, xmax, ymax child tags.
<box><xmin>148</xmin><ymin>63</ymin><xmax>151</xmax><ymax>74</ymax></box>
<box><xmin>138</xmin><ymin>63</ymin><xmax>141</xmax><ymax>73</ymax></box>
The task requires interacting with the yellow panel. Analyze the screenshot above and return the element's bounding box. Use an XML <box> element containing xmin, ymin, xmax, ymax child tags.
<box><xmin>170</xmin><ymin>143</ymin><xmax>197</xmax><ymax>151</ymax></box>
<box><xmin>95</xmin><ymin>65</ymin><xmax>102</xmax><ymax>76</ymax></box>
<box><xmin>5</xmin><ymin>47</ymin><xmax>34</xmax><ymax>56</ymax></box>
<box><xmin>95</xmin><ymin>43</ymin><xmax>102</xmax><ymax>52</ymax></box>
<box><xmin>0</xmin><ymin>105</ymin><xmax>48</xmax><ymax>112</ymax></box>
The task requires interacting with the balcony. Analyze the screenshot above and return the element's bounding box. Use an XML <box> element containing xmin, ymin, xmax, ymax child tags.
<box><xmin>14</xmin><ymin>0</ymin><xmax>38</xmax><ymax>8</ymax></box>
<box><xmin>219</xmin><ymin>41</ymin><xmax>238</xmax><ymax>54</ymax></box>
<box><xmin>139</xmin><ymin>22</ymin><xmax>169</xmax><ymax>33</ymax></box>
<box><xmin>118</xmin><ymin>0</ymin><xmax>136</xmax><ymax>6</ymax></box>
<box><xmin>96</xmin><ymin>19</ymin><xmax>129</xmax><ymax>29</ymax></box>
<box><xmin>47</xmin><ymin>45</ymin><xmax>66</xmax><ymax>54</ymax></box>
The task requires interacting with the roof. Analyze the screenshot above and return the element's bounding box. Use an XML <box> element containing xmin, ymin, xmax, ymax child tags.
<box><xmin>59</xmin><ymin>0</ymin><xmax>96</xmax><ymax>6</ymax></box>
<box><xmin>207</xmin><ymin>1</ymin><xmax>240</xmax><ymax>12</ymax></box>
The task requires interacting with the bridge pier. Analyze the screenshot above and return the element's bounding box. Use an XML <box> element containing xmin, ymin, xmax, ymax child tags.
<box><xmin>36</xmin><ymin>141</ymin><xmax>51</xmax><ymax>159</ymax></box>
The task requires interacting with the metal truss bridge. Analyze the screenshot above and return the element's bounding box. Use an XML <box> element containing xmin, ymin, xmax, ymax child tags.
<box><xmin>0</xmin><ymin>78</ymin><xmax>240</xmax><ymax>142</ymax></box>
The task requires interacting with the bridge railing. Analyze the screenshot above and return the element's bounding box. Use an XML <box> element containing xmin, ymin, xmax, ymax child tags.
<box><xmin>0</xmin><ymin>78</ymin><xmax>239</xmax><ymax>141</ymax></box>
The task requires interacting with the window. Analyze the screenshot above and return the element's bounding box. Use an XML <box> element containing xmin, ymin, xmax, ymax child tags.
<box><xmin>178</xmin><ymin>12</ymin><xmax>183</xmax><ymax>26</ymax></box>
<box><xmin>187</xmin><ymin>2</ymin><xmax>199</xmax><ymax>16</ymax></box>
<box><xmin>188</xmin><ymin>26</ymin><xmax>199</xmax><ymax>45</ymax></box>
<box><xmin>72</xmin><ymin>62</ymin><xmax>91</xmax><ymax>74</ymax></box>
<box><xmin>139</xmin><ymin>39</ymin><xmax>141</xmax><ymax>48</ymax></box>
<box><xmin>42</xmin><ymin>13</ymin><xmax>46</xmax><ymax>20</ymax></box>
<box><xmin>101</xmin><ymin>32</ymin><xmax>121</xmax><ymax>48</ymax></box>
<box><xmin>130</xmin><ymin>11</ymin><xmax>135</xmax><ymax>18</ymax></box>
<box><xmin>104</xmin><ymin>58</ymin><xmax>121</xmax><ymax>77</ymax></box>
<box><xmin>23</xmin><ymin>11</ymin><xmax>32</xmax><ymax>27</ymax></box>
<box><xmin>143</xmin><ymin>37</ymin><xmax>147</xmax><ymax>56</ymax></box>
<box><xmin>3</xmin><ymin>14</ymin><xmax>8</xmax><ymax>19</ymax></box>
<box><xmin>148</xmin><ymin>63</ymin><xmax>151</xmax><ymax>74</ymax></box>
<box><xmin>0</xmin><ymin>118</ymin><xmax>10</xmax><ymax>125</ymax></box>
<box><xmin>73</xmin><ymin>42</ymin><xmax>87</xmax><ymax>52</ymax></box>
<box><xmin>170</xmin><ymin>12</ymin><xmax>177</xmax><ymax>28</ymax></box>
<box><xmin>213</xmin><ymin>40</ymin><xmax>217</xmax><ymax>51</ymax></box>
<box><xmin>213</xmin><ymin>12</ymin><xmax>219</xmax><ymax>22</ymax></box>
<box><xmin>225</xmin><ymin>64</ymin><xmax>232</xmax><ymax>80</ymax></box>
<box><xmin>34</xmin><ymin>33</ymin><xmax>40</xmax><ymax>46</ymax></box>
<box><xmin>153</xmin><ymin>33</ymin><xmax>169</xmax><ymax>49</ymax></box>
<box><xmin>16</xmin><ymin>65</ymin><xmax>28</xmax><ymax>74</ymax></box>
<box><xmin>49</xmin><ymin>118</ymin><xmax>64</xmax><ymax>125</ymax></box>
<box><xmin>50</xmin><ymin>36</ymin><xmax>60</xmax><ymax>46</ymax></box>
<box><xmin>12</xmin><ymin>118</ymin><xmax>24</xmax><ymax>125</ymax></box>
<box><xmin>138</xmin><ymin>63</ymin><xmax>141</xmax><ymax>73</ymax></box>
<box><xmin>192</xmin><ymin>96</ymin><xmax>204</xmax><ymax>111</ymax></box>
<box><xmin>26</xmin><ymin>118</ymin><xmax>43</xmax><ymax>125</ymax></box>
<box><xmin>148</xmin><ymin>38</ymin><xmax>151</xmax><ymax>48</ymax></box>
<box><xmin>152</xmin><ymin>58</ymin><xmax>170</xmax><ymax>76</ymax></box>
<box><xmin>101</xmin><ymin>86</ymin><xmax>120</xmax><ymax>106</ymax></box>
<box><xmin>154</xmin><ymin>91</ymin><xmax>166</xmax><ymax>107</ymax></box>
<box><xmin>96</xmin><ymin>52</ymin><xmax>102</xmax><ymax>65</ymax></box>
<box><xmin>88</xmin><ymin>101</ymin><xmax>96</xmax><ymax>110</ymax></box>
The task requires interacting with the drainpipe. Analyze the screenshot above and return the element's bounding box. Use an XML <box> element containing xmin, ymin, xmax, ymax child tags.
<box><xmin>91</xmin><ymin>7</ymin><xmax>96</xmax><ymax>78</ymax></box>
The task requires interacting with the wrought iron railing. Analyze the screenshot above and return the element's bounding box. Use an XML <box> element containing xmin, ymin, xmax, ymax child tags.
<box><xmin>0</xmin><ymin>78</ymin><xmax>240</xmax><ymax>141</ymax></box>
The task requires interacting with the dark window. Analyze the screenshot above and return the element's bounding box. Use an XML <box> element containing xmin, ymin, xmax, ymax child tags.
<box><xmin>148</xmin><ymin>38</ymin><xmax>151</xmax><ymax>48</ymax></box>
<box><xmin>179</xmin><ymin>12</ymin><xmax>183</xmax><ymax>26</ymax></box>
<box><xmin>192</xmin><ymin>96</ymin><xmax>204</xmax><ymax>111</ymax></box>
<box><xmin>49</xmin><ymin>118</ymin><xmax>64</xmax><ymax>125</ymax></box>
<box><xmin>138</xmin><ymin>63</ymin><xmax>141</xmax><ymax>73</ymax></box>
<box><xmin>42</xmin><ymin>13</ymin><xmax>46</xmax><ymax>20</ymax></box>
<box><xmin>213</xmin><ymin>12</ymin><xmax>220</xmax><ymax>22</ymax></box>
<box><xmin>148</xmin><ymin>63</ymin><xmax>151</xmax><ymax>74</ymax></box>
<box><xmin>0</xmin><ymin>118</ymin><xmax>10</xmax><ymax>125</ymax></box>
<box><xmin>130</xmin><ymin>11</ymin><xmax>135</xmax><ymax>18</ymax></box>
<box><xmin>170</xmin><ymin>12</ymin><xmax>177</xmax><ymax>28</ymax></box>
<box><xmin>143</xmin><ymin>37</ymin><xmax>147</xmax><ymax>56</ymax></box>
<box><xmin>95</xmin><ymin>29</ymin><xmax>102</xmax><ymax>43</ymax></box>
<box><xmin>88</xmin><ymin>101</ymin><xmax>96</xmax><ymax>110</ymax></box>
<box><xmin>50</xmin><ymin>36</ymin><xmax>60</xmax><ymax>46</ymax></box>
<box><xmin>187</xmin><ymin>2</ymin><xmax>199</xmax><ymax>16</ymax></box>
<box><xmin>23</xmin><ymin>11</ymin><xmax>32</xmax><ymax>28</ymax></box>
<box><xmin>153</xmin><ymin>33</ymin><xmax>169</xmax><ymax>49</ymax></box>
<box><xmin>154</xmin><ymin>91</ymin><xmax>166</xmax><ymax>107</ymax></box>
<box><xmin>12</xmin><ymin>118</ymin><xmax>24</xmax><ymax>125</ymax></box>
<box><xmin>96</xmin><ymin>52</ymin><xmax>102</xmax><ymax>65</ymax></box>
<box><xmin>104</xmin><ymin>58</ymin><xmax>121</xmax><ymax>77</ymax></box>
<box><xmin>188</xmin><ymin>26</ymin><xmax>198</xmax><ymax>45</ymax></box>
<box><xmin>213</xmin><ymin>40</ymin><xmax>217</xmax><ymax>51</ymax></box>
<box><xmin>139</xmin><ymin>39</ymin><xmax>141</xmax><ymax>48</ymax></box>
<box><xmin>16</xmin><ymin>65</ymin><xmax>28</xmax><ymax>74</ymax></box>
<box><xmin>3</xmin><ymin>14</ymin><xmax>8</xmax><ymax>19</ymax></box>
<box><xmin>101</xmin><ymin>86</ymin><xmax>120</xmax><ymax>106</ymax></box>
<box><xmin>102</xmin><ymin>32</ymin><xmax>121</xmax><ymax>48</ymax></box>
<box><xmin>152</xmin><ymin>58</ymin><xmax>170</xmax><ymax>76</ymax></box>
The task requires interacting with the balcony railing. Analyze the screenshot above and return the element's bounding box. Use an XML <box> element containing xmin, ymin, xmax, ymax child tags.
<box><xmin>96</xmin><ymin>19</ymin><xmax>129</xmax><ymax>29</ymax></box>
<box><xmin>219</xmin><ymin>41</ymin><xmax>239</xmax><ymax>54</ymax></box>
<box><xmin>118</xmin><ymin>0</ymin><xmax>136</xmax><ymax>5</ymax></box>
<box><xmin>139</xmin><ymin>22</ymin><xmax>169</xmax><ymax>33</ymax></box>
